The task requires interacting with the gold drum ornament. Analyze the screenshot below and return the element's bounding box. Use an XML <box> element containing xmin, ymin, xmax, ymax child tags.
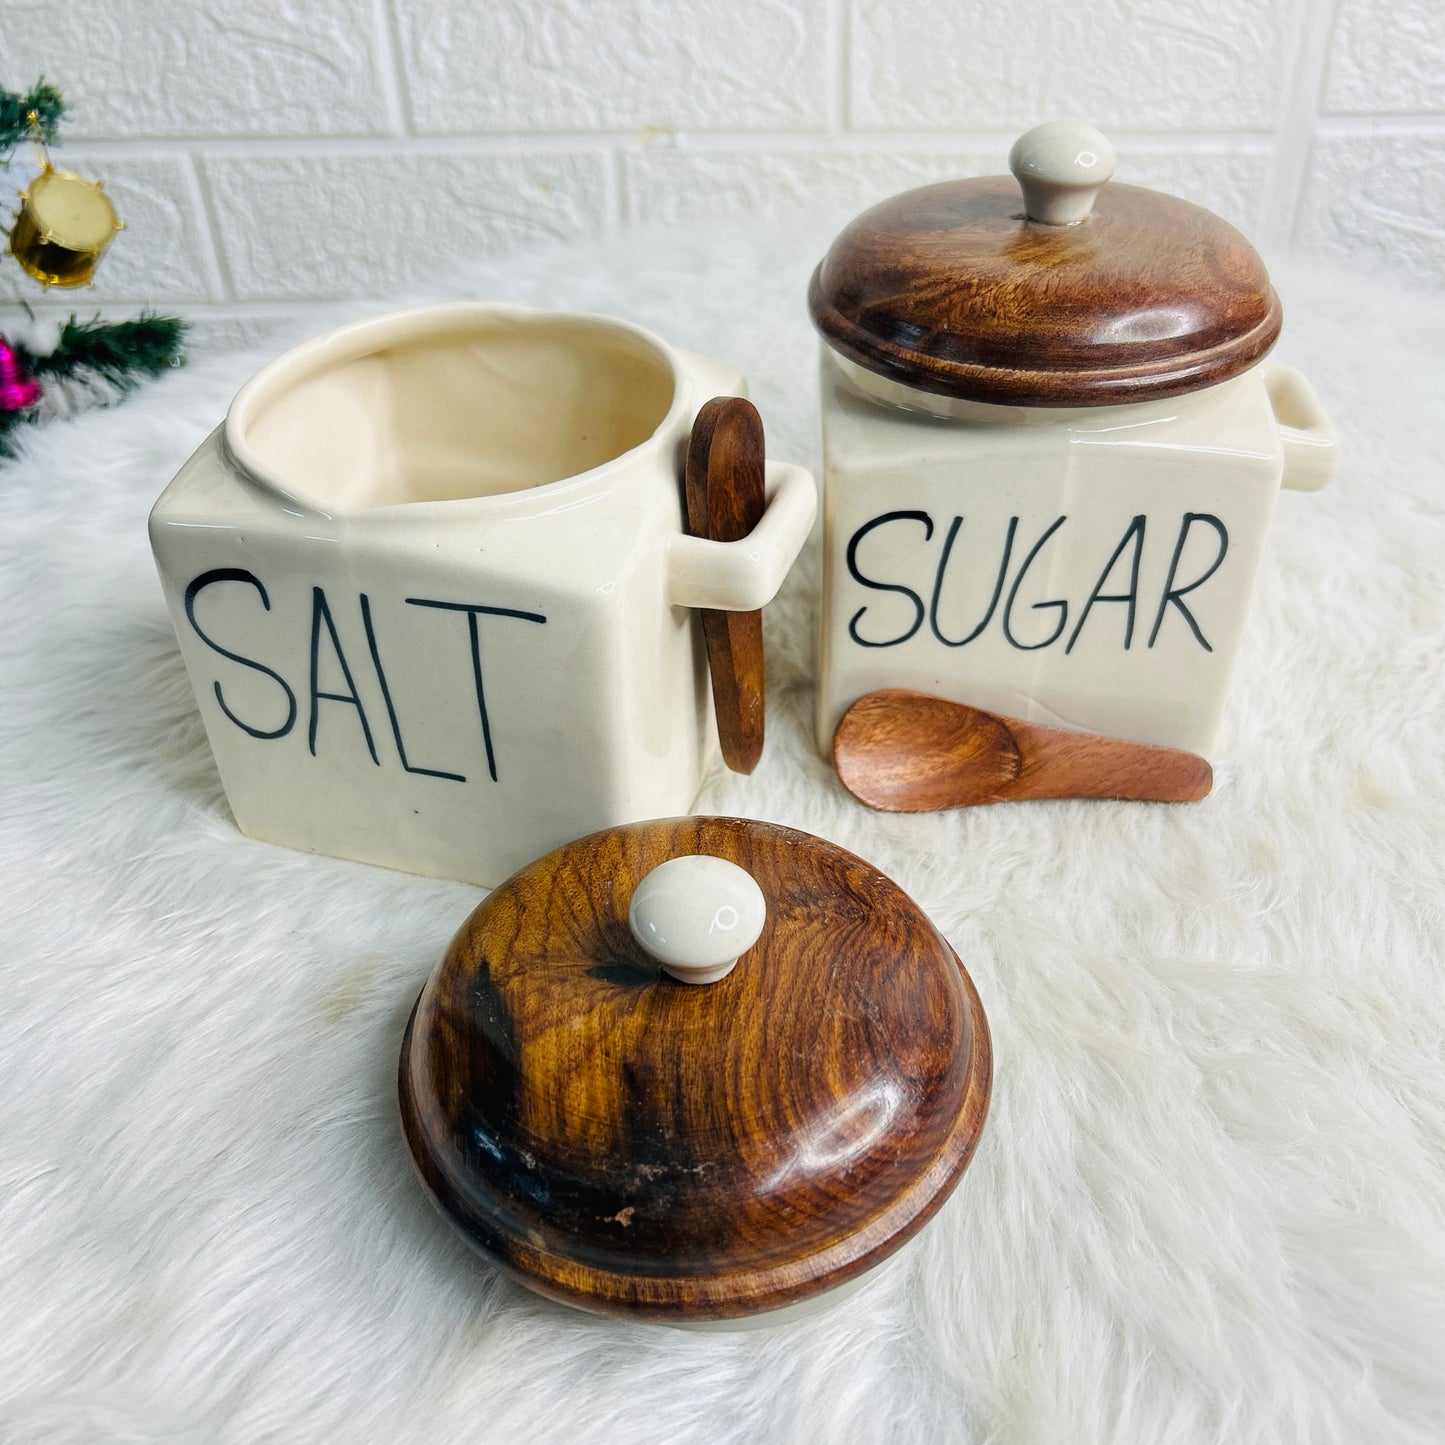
<box><xmin>9</xmin><ymin>166</ymin><xmax>123</xmax><ymax>288</ymax></box>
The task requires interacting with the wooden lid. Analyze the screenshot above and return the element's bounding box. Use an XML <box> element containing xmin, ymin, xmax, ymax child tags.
<box><xmin>809</xmin><ymin>122</ymin><xmax>1281</xmax><ymax>407</ymax></box>
<box><xmin>398</xmin><ymin>815</ymin><xmax>992</xmax><ymax>1323</ymax></box>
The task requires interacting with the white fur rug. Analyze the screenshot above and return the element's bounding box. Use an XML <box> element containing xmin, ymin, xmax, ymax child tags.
<box><xmin>3</xmin><ymin>225</ymin><xmax>1445</xmax><ymax>1445</ymax></box>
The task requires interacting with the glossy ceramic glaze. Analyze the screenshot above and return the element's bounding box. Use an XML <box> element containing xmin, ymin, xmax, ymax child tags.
<box><xmin>150</xmin><ymin>304</ymin><xmax>816</xmax><ymax>886</ymax></box>
<box><xmin>627</xmin><ymin>854</ymin><xmax>767</xmax><ymax>984</ymax></box>
<box><xmin>813</xmin><ymin>124</ymin><xmax>1336</xmax><ymax>758</ymax></box>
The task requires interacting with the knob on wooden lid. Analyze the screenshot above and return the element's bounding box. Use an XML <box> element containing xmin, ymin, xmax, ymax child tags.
<box><xmin>398</xmin><ymin>815</ymin><xmax>992</xmax><ymax>1323</ymax></box>
<box><xmin>809</xmin><ymin>121</ymin><xmax>1281</xmax><ymax>407</ymax></box>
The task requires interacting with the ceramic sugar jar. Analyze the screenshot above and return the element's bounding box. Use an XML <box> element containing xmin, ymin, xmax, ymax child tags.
<box><xmin>810</xmin><ymin>122</ymin><xmax>1336</xmax><ymax>758</ymax></box>
<box><xmin>150</xmin><ymin>304</ymin><xmax>815</xmax><ymax>887</ymax></box>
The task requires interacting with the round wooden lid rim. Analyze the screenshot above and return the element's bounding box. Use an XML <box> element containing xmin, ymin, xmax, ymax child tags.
<box><xmin>811</xmin><ymin>264</ymin><xmax>1282</xmax><ymax>407</ymax></box>
<box><xmin>399</xmin><ymin>968</ymin><xmax>992</xmax><ymax>1319</ymax></box>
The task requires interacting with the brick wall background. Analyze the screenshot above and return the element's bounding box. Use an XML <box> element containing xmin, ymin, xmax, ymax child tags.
<box><xmin>1</xmin><ymin>0</ymin><xmax>1442</xmax><ymax>349</ymax></box>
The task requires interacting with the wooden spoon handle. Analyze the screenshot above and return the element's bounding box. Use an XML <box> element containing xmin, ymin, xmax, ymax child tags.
<box><xmin>684</xmin><ymin>397</ymin><xmax>767</xmax><ymax>774</ymax></box>
<box><xmin>1003</xmin><ymin>718</ymin><xmax>1213</xmax><ymax>803</ymax></box>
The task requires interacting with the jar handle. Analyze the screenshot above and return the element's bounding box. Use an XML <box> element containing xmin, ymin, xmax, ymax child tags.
<box><xmin>668</xmin><ymin>458</ymin><xmax>814</xmax><ymax>609</ymax></box>
<box><xmin>1264</xmin><ymin>365</ymin><xmax>1337</xmax><ymax>493</ymax></box>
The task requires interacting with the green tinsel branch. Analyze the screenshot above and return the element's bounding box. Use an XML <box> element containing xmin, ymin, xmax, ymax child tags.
<box><xmin>29</xmin><ymin>315</ymin><xmax>187</xmax><ymax>386</ymax></box>
<box><xmin>0</xmin><ymin>79</ymin><xmax>66</xmax><ymax>156</ymax></box>
<box><xmin>0</xmin><ymin>314</ymin><xmax>187</xmax><ymax>457</ymax></box>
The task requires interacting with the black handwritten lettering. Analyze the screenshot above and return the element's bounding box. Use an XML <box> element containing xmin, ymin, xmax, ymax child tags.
<box><xmin>406</xmin><ymin>599</ymin><xmax>547</xmax><ymax>782</ymax></box>
<box><xmin>930</xmin><ymin>516</ymin><xmax>1018</xmax><ymax>648</ymax></box>
<box><xmin>845</xmin><ymin>510</ymin><xmax>934</xmax><ymax>648</ymax></box>
<box><xmin>1148</xmin><ymin>513</ymin><xmax>1229</xmax><ymax>652</ymax></box>
<box><xmin>1002</xmin><ymin>516</ymin><xmax>1069</xmax><ymax>651</ymax></box>
<box><xmin>183</xmin><ymin>568</ymin><xmax>297</xmax><ymax>740</ymax></box>
<box><xmin>309</xmin><ymin>587</ymin><xmax>379</xmax><ymax>764</ymax></box>
<box><xmin>1065</xmin><ymin>515</ymin><xmax>1146</xmax><ymax>654</ymax></box>
<box><xmin>359</xmin><ymin>593</ymin><xmax>466</xmax><ymax>783</ymax></box>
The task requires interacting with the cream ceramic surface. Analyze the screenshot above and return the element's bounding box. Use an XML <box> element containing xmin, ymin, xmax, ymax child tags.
<box><xmin>816</xmin><ymin>351</ymin><xmax>1337</xmax><ymax>757</ymax></box>
<box><xmin>149</xmin><ymin>304</ymin><xmax>816</xmax><ymax>887</ymax></box>
<box><xmin>627</xmin><ymin>854</ymin><xmax>767</xmax><ymax>985</ymax></box>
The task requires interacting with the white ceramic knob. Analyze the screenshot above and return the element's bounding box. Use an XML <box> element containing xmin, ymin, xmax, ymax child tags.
<box><xmin>1008</xmin><ymin>121</ymin><xmax>1116</xmax><ymax>225</ymax></box>
<box><xmin>628</xmin><ymin>855</ymin><xmax>767</xmax><ymax>986</ymax></box>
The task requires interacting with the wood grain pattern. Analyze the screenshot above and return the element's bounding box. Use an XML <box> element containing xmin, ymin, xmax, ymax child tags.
<box><xmin>810</xmin><ymin>177</ymin><xmax>1281</xmax><ymax>407</ymax></box>
<box><xmin>685</xmin><ymin>397</ymin><xmax>767</xmax><ymax>773</ymax></box>
<box><xmin>834</xmin><ymin>690</ymin><xmax>1213</xmax><ymax>811</ymax></box>
<box><xmin>398</xmin><ymin>815</ymin><xmax>992</xmax><ymax>1322</ymax></box>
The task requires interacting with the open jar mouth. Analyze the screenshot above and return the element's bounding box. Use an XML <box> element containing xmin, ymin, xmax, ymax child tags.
<box><xmin>225</xmin><ymin>303</ymin><xmax>684</xmax><ymax>513</ymax></box>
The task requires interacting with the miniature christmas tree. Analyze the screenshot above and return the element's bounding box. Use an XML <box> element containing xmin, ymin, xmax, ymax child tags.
<box><xmin>1</xmin><ymin>78</ymin><xmax>187</xmax><ymax>457</ymax></box>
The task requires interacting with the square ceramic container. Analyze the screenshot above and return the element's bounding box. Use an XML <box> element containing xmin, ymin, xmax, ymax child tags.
<box><xmin>151</xmin><ymin>304</ymin><xmax>815</xmax><ymax>885</ymax></box>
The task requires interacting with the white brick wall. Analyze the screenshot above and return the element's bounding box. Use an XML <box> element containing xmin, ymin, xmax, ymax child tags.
<box><xmin>1</xmin><ymin>0</ymin><xmax>1441</xmax><ymax>347</ymax></box>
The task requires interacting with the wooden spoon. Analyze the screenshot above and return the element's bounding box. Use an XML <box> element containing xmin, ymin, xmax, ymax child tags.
<box><xmin>685</xmin><ymin>396</ymin><xmax>767</xmax><ymax>774</ymax></box>
<box><xmin>833</xmin><ymin>689</ymin><xmax>1212</xmax><ymax>812</ymax></box>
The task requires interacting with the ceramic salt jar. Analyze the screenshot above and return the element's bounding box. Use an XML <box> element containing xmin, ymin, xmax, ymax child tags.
<box><xmin>810</xmin><ymin>121</ymin><xmax>1337</xmax><ymax>758</ymax></box>
<box><xmin>398</xmin><ymin>815</ymin><xmax>992</xmax><ymax>1326</ymax></box>
<box><xmin>150</xmin><ymin>305</ymin><xmax>816</xmax><ymax>887</ymax></box>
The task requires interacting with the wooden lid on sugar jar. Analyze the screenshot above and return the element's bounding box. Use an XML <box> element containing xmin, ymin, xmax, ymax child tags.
<box><xmin>809</xmin><ymin>121</ymin><xmax>1281</xmax><ymax>407</ymax></box>
<box><xmin>398</xmin><ymin>815</ymin><xmax>991</xmax><ymax>1324</ymax></box>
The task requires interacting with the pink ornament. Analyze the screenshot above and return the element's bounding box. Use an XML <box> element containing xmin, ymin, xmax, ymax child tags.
<box><xmin>0</xmin><ymin>336</ymin><xmax>42</xmax><ymax>412</ymax></box>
